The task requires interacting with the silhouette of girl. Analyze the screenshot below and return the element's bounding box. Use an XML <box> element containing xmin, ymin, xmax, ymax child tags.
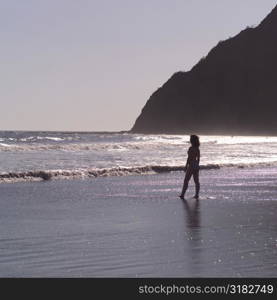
<box><xmin>179</xmin><ymin>135</ymin><xmax>200</xmax><ymax>200</ymax></box>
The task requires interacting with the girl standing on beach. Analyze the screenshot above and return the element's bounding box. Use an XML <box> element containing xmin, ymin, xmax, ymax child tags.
<box><xmin>179</xmin><ymin>135</ymin><xmax>200</xmax><ymax>200</ymax></box>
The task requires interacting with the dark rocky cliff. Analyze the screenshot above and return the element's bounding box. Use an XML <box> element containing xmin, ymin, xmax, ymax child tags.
<box><xmin>131</xmin><ymin>6</ymin><xmax>277</xmax><ymax>135</ymax></box>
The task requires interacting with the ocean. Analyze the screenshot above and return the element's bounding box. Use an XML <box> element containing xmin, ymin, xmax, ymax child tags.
<box><xmin>1</xmin><ymin>131</ymin><xmax>277</xmax><ymax>277</ymax></box>
<box><xmin>1</xmin><ymin>131</ymin><xmax>277</xmax><ymax>183</ymax></box>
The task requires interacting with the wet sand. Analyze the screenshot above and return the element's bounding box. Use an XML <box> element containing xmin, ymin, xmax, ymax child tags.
<box><xmin>0</xmin><ymin>167</ymin><xmax>277</xmax><ymax>277</ymax></box>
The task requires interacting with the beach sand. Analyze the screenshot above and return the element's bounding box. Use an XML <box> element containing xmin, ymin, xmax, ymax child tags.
<box><xmin>0</xmin><ymin>166</ymin><xmax>277</xmax><ymax>277</ymax></box>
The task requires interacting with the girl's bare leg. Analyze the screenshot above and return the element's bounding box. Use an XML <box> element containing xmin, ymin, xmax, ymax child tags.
<box><xmin>193</xmin><ymin>170</ymin><xmax>200</xmax><ymax>199</ymax></box>
<box><xmin>180</xmin><ymin>169</ymin><xmax>193</xmax><ymax>199</ymax></box>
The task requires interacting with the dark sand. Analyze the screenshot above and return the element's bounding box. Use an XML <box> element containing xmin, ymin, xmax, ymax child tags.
<box><xmin>0</xmin><ymin>167</ymin><xmax>277</xmax><ymax>277</ymax></box>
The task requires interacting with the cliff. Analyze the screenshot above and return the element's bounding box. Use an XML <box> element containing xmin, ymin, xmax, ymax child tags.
<box><xmin>131</xmin><ymin>5</ymin><xmax>277</xmax><ymax>135</ymax></box>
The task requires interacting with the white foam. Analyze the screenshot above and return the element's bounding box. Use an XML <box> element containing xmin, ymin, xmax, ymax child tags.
<box><xmin>37</xmin><ymin>136</ymin><xmax>64</xmax><ymax>141</ymax></box>
<box><xmin>201</xmin><ymin>135</ymin><xmax>277</xmax><ymax>145</ymax></box>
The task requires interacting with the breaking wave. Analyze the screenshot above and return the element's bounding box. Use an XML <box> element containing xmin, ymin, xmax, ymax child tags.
<box><xmin>0</xmin><ymin>141</ymin><xmax>183</xmax><ymax>152</ymax></box>
<box><xmin>1</xmin><ymin>162</ymin><xmax>276</xmax><ymax>183</ymax></box>
<box><xmin>1</xmin><ymin>134</ymin><xmax>277</xmax><ymax>153</ymax></box>
<box><xmin>0</xmin><ymin>164</ymin><xmax>219</xmax><ymax>183</ymax></box>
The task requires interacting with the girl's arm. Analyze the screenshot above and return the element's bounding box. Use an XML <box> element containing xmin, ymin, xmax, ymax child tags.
<box><xmin>185</xmin><ymin>147</ymin><xmax>192</xmax><ymax>170</ymax></box>
<box><xmin>185</xmin><ymin>156</ymin><xmax>189</xmax><ymax>170</ymax></box>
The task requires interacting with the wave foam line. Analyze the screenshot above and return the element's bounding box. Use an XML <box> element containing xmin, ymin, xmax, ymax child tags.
<box><xmin>0</xmin><ymin>164</ymin><xmax>221</xmax><ymax>183</ymax></box>
<box><xmin>1</xmin><ymin>161</ymin><xmax>276</xmax><ymax>183</ymax></box>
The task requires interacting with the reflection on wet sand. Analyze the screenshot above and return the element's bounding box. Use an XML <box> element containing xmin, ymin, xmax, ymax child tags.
<box><xmin>183</xmin><ymin>199</ymin><xmax>200</xmax><ymax>228</ymax></box>
<box><xmin>182</xmin><ymin>198</ymin><xmax>202</xmax><ymax>275</ymax></box>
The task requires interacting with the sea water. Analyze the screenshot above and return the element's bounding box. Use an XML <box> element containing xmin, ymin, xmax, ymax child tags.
<box><xmin>1</xmin><ymin>132</ymin><xmax>277</xmax><ymax>277</ymax></box>
<box><xmin>0</xmin><ymin>131</ymin><xmax>277</xmax><ymax>182</ymax></box>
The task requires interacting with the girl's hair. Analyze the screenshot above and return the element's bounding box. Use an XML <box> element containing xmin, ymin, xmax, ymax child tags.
<box><xmin>190</xmin><ymin>135</ymin><xmax>200</xmax><ymax>147</ymax></box>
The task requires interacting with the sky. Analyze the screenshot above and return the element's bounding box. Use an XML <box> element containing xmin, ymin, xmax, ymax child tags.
<box><xmin>0</xmin><ymin>0</ymin><xmax>276</xmax><ymax>132</ymax></box>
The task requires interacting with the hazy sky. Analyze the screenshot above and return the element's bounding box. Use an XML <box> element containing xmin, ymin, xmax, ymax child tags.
<box><xmin>1</xmin><ymin>0</ymin><xmax>276</xmax><ymax>131</ymax></box>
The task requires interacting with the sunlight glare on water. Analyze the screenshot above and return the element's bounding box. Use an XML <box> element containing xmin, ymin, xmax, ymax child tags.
<box><xmin>0</xmin><ymin>132</ymin><xmax>277</xmax><ymax>182</ymax></box>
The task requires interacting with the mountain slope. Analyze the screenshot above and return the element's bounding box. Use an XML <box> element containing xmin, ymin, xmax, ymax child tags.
<box><xmin>131</xmin><ymin>5</ymin><xmax>277</xmax><ymax>135</ymax></box>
